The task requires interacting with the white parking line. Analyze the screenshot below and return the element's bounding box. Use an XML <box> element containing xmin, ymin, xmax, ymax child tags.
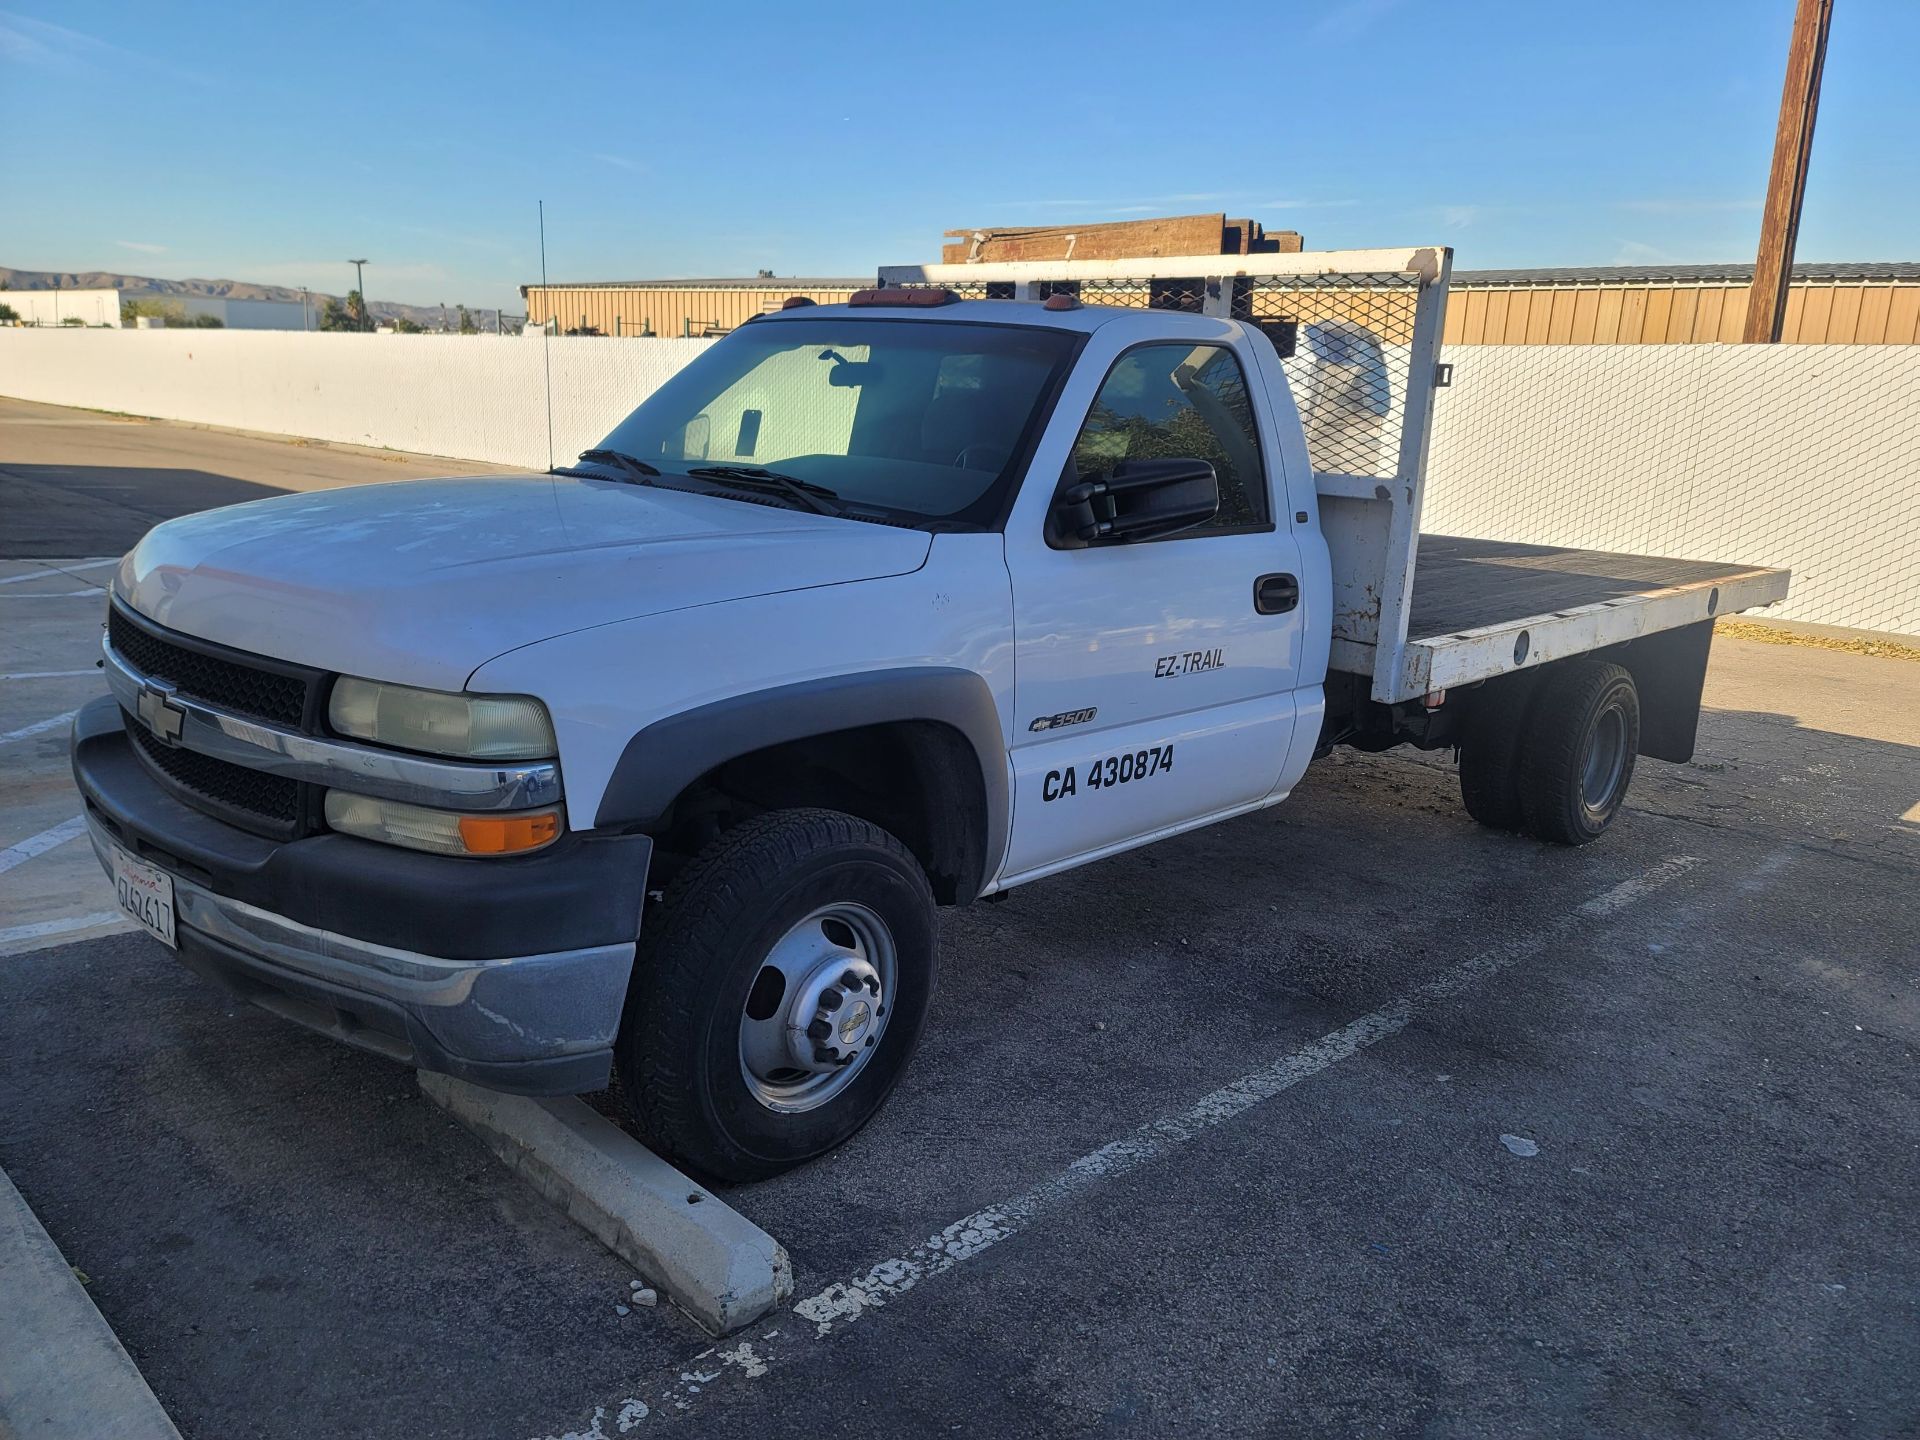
<box><xmin>0</xmin><ymin>559</ymin><xmax>118</xmax><ymax>585</ymax></box>
<box><xmin>0</xmin><ymin>590</ymin><xmax>104</xmax><ymax>599</ymax></box>
<box><xmin>0</xmin><ymin>710</ymin><xmax>80</xmax><ymax>747</ymax></box>
<box><xmin>532</xmin><ymin>853</ymin><xmax>1703</xmax><ymax>1438</ymax></box>
<box><xmin>0</xmin><ymin>913</ymin><xmax>125</xmax><ymax>955</ymax></box>
<box><xmin>0</xmin><ymin>816</ymin><xmax>88</xmax><ymax>877</ymax></box>
<box><xmin>0</xmin><ymin>670</ymin><xmax>100</xmax><ymax>681</ymax></box>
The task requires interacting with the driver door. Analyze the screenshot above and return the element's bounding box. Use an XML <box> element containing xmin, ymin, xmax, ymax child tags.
<box><xmin>1000</xmin><ymin>336</ymin><xmax>1307</xmax><ymax>882</ymax></box>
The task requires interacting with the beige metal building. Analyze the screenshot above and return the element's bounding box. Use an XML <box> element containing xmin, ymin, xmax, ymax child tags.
<box><xmin>522</xmin><ymin>278</ymin><xmax>866</xmax><ymax>338</ymax></box>
<box><xmin>524</xmin><ymin>261</ymin><xmax>1920</xmax><ymax>345</ymax></box>
<box><xmin>1442</xmin><ymin>262</ymin><xmax>1920</xmax><ymax>345</ymax></box>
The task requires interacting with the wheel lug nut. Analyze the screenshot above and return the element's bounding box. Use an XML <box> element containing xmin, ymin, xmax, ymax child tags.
<box><xmin>807</xmin><ymin>1018</ymin><xmax>831</xmax><ymax>1040</ymax></box>
<box><xmin>820</xmin><ymin>987</ymin><xmax>844</xmax><ymax>1010</ymax></box>
<box><xmin>839</xmin><ymin>968</ymin><xmax>860</xmax><ymax>989</ymax></box>
<box><xmin>813</xmin><ymin>1045</ymin><xmax>838</xmax><ymax>1064</ymax></box>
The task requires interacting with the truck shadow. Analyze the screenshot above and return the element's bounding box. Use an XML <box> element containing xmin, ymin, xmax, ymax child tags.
<box><xmin>0</xmin><ymin>463</ymin><xmax>299</xmax><ymax>558</ymax></box>
<box><xmin>1377</xmin><ymin>696</ymin><xmax>1919</xmax><ymax>862</ymax></box>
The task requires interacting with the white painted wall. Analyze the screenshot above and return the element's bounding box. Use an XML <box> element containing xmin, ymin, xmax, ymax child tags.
<box><xmin>1424</xmin><ymin>344</ymin><xmax>1920</xmax><ymax>637</ymax></box>
<box><xmin>0</xmin><ymin>328</ymin><xmax>713</xmax><ymax>470</ymax></box>
<box><xmin>3</xmin><ymin>288</ymin><xmax>122</xmax><ymax>327</ymax></box>
<box><xmin>0</xmin><ymin>329</ymin><xmax>1912</xmax><ymax>634</ymax></box>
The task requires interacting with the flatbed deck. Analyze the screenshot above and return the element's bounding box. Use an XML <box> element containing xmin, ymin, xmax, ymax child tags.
<box><xmin>1349</xmin><ymin>535</ymin><xmax>1791</xmax><ymax>701</ymax></box>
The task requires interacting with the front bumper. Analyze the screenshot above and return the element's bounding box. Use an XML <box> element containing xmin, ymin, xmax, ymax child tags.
<box><xmin>72</xmin><ymin>695</ymin><xmax>651</xmax><ymax>1094</ymax></box>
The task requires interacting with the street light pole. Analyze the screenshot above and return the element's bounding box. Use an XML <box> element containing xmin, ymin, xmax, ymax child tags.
<box><xmin>347</xmin><ymin>258</ymin><xmax>370</xmax><ymax>331</ymax></box>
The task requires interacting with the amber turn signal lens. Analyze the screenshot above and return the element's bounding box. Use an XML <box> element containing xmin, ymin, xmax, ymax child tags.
<box><xmin>457</xmin><ymin>811</ymin><xmax>561</xmax><ymax>855</ymax></box>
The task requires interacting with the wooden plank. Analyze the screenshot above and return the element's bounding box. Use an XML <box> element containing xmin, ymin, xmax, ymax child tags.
<box><xmin>1717</xmin><ymin>287</ymin><xmax>1750</xmax><ymax>342</ymax></box>
<box><xmin>1523</xmin><ymin>289</ymin><xmax>1553</xmax><ymax>344</ymax></box>
<box><xmin>1462</xmin><ymin>291</ymin><xmax>1489</xmax><ymax>344</ymax></box>
<box><xmin>1592</xmin><ymin>287</ymin><xmax>1624</xmax><ymax>344</ymax></box>
<box><xmin>1589</xmin><ymin>289</ymin><xmax>1620</xmax><ymax>345</ymax></box>
<box><xmin>1793</xmin><ymin>284</ymin><xmax>1833</xmax><ymax>343</ymax></box>
<box><xmin>1665</xmin><ymin>288</ymin><xmax>1700</xmax><ymax>342</ymax></box>
<box><xmin>1826</xmin><ymin>283</ymin><xmax>1863</xmax><ymax>343</ymax></box>
<box><xmin>1546</xmin><ymin>288</ymin><xmax>1576</xmax><ymax>344</ymax></box>
<box><xmin>1616</xmin><ymin>288</ymin><xmax>1649</xmax><ymax>344</ymax></box>
<box><xmin>1643</xmin><ymin>286</ymin><xmax>1675</xmax><ymax>343</ymax></box>
<box><xmin>1854</xmin><ymin>283</ymin><xmax>1893</xmax><ymax>344</ymax></box>
<box><xmin>1482</xmin><ymin>290</ymin><xmax>1513</xmax><ymax>345</ymax></box>
<box><xmin>1694</xmin><ymin>287</ymin><xmax>1726</xmax><ymax>343</ymax></box>
<box><xmin>1570</xmin><ymin>287</ymin><xmax>1601</xmax><ymax>344</ymax></box>
<box><xmin>1886</xmin><ymin>286</ymin><xmax>1920</xmax><ymax>344</ymax></box>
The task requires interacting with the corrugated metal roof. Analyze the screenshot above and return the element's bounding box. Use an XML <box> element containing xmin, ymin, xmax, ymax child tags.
<box><xmin>525</xmin><ymin>277</ymin><xmax>868</xmax><ymax>292</ymax></box>
<box><xmin>1454</xmin><ymin>261</ymin><xmax>1920</xmax><ymax>287</ymax></box>
<box><xmin>526</xmin><ymin>262</ymin><xmax>1919</xmax><ymax>294</ymax></box>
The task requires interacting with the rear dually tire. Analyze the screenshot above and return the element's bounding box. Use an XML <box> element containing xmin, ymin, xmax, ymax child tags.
<box><xmin>1515</xmin><ymin>660</ymin><xmax>1640</xmax><ymax>845</ymax></box>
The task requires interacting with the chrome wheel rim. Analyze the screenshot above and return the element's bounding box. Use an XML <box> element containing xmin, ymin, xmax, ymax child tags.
<box><xmin>738</xmin><ymin>902</ymin><xmax>897</xmax><ymax>1114</ymax></box>
<box><xmin>1581</xmin><ymin>705</ymin><xmax>1629</xmax><ymax>817</ymax></box>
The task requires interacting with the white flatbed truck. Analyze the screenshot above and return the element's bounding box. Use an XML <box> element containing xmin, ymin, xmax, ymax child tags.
<box><xmin>74</xmin><ymin>245</ymin><xmax>1788</xmax><ymax>1180</ymax></box>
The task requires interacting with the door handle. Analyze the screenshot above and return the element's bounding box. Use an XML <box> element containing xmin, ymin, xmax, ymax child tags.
<box><xmin>1254</xmin><ymin>573</ymin><xmax>1299</xmax><ymax>615</ymax></box>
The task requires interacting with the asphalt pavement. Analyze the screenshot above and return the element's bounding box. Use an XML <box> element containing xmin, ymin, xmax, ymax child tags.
<box><xmin>2</xmin><ymin>399</ymin><xmax>1915</xmax><ymax>1439</ymax></box>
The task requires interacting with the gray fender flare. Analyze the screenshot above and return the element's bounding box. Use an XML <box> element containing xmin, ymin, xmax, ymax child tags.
<box><xmin>593</xmin><ymin>666</ymin><xmax>1010</xmax><ymax>886</ymax></box>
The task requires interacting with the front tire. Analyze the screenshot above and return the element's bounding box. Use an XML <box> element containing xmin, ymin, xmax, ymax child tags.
<box><xmin>616</xmin><ymin>809</ymin><xmax>936</xmax><ymax>1183</ymax></box>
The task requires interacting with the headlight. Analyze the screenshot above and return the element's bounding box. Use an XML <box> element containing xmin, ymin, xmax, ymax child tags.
<box><xmin>324</xmin><ymin>792</ymin><xmax>562</xmax><ymax>857</ymax></box>
<box><xmin>328</xmin><ymin>678</ymin><xmax>556</xmax><ymax>759</ymax></box>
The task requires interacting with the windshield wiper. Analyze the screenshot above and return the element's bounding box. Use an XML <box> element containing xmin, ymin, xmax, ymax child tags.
<box><xmin>564</xmin><ymin>447</ymin><xmax>662</xmax><ymax>482</ymax></box>
<box><xmin>684</xmin><ymin>465</ymin><xmax>843</xmax><ymax>517</ymax></box>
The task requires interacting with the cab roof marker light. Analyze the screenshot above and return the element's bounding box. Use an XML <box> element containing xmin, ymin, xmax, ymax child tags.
<box><xmin>1043</xmin><ymin>293</ymin><xmax>1080</xmax><ymax>311</ymax></box>
<box><xmin>781</xmin><ymin>296</ymin><xmax>816</xmax><ymax>309</ymax></box>
<box><xmin>847</xmin><ymin>287</ymin><xmax>959</xmax><ymax>308</ymax></box>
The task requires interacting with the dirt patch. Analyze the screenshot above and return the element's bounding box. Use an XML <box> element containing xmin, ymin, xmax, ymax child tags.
<box><xmin>1716</xmin><ymin>617</ymin><xmax>1920</xmax><ymax>664</ymax></box>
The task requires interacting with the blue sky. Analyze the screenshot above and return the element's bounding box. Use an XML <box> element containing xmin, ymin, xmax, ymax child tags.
<box><xmin>3</xmin><ymin>0</ymin><xmax>1915</xmax><ymax>313</ymax></box>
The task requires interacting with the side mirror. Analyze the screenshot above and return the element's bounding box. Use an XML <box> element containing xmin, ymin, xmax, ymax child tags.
<box><xmin>1054</xmin><ymin>458</ymin><xmax>1220</xmax><ymax>545</ymax></box>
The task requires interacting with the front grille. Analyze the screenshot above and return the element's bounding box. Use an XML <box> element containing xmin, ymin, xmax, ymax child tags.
<box><xmin>129</xmin><ymin>712</ymin><xmax>303</xmax><ymax>836</ymax></box>
<box><xmin>109</xmin><ymin>605</ymin><xmax>312</xmax><ymax>726</ymax></box>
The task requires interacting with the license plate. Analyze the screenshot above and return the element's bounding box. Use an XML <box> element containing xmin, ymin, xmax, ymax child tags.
<box><xmin>110</xmin><ymin>841</ymin><xmax>177</xmax><ymax>949</ymax></box>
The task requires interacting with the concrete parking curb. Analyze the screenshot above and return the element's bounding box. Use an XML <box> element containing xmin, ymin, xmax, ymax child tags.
<box><xmin>419</xmin><ymin>1074</ymin><xmax>792</xmax><ymax>1336</ymax></box>
<box><xmin>0</xmin><ymin>1167</ymin><xmax>182</xmax><ymax>1440</ymax></box>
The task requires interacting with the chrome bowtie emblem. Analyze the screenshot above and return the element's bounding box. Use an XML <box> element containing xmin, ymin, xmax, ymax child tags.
<box><xmin>137</xmin><ymin>682</ymin><xmax>185</xmax><ymax>745</ymax></box>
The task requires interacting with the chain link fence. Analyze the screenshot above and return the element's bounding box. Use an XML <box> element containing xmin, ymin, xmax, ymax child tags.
<box><xmin>904</xmin><ymin>269</ymin><xmax>1430</xmax><ymax>484</ymax></box>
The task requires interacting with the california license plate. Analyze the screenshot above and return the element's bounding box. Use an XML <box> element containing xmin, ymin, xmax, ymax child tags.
<box><xmin>110</xmin><ymin>841</ymin><xmax>177</xmax><ymax>949</ymax></box>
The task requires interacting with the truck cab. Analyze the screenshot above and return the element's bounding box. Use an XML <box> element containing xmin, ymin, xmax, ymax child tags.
<box><xmin>73</xmin><ymin>250</ymin><xmax>1788</xmax><ymax>1182</ymax></box>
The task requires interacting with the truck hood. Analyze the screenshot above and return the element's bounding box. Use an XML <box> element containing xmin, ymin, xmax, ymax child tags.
<box><xmin>117</xmin><ymin>474</ymin><xmax>933</xmax><ymax>691</ymax></box>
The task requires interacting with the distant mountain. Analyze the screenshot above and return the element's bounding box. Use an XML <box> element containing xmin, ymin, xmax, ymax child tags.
<box><xmin>0</xmin><ymin>266</ymin><xmax>517</xmax><ymax>332</ymax></box>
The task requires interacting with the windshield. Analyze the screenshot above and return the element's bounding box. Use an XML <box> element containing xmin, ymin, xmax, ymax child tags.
<box><xmin>592</xmin><ymin>317</ymin><xmax>1080</xmax><ymax>528</ymax></box>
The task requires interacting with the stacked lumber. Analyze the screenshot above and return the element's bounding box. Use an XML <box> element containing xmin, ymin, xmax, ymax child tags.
<box><xmin>940</xmin><ymin>214</ymin><xmax>1303</xmax><ymax>265</ymax></box>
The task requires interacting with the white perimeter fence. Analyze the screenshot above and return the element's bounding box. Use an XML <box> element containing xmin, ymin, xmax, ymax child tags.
<box><xmin>1</xmin><ymin>328</ymin><xmax>1915</xmax><ymax>636</ymax></box>
<box><xmin>0</xmin><ymin>329</ymin><xmax>714</xmax><ymax>474</ymax></box>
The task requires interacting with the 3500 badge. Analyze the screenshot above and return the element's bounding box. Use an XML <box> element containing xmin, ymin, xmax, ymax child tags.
<box><xmin>1042</xmin><ymin>744</ymin><xmax>1174</xmax><ymax>802</ymax></box>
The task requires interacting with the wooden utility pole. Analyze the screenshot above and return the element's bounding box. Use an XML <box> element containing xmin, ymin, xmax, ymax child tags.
<box><xmin>1744</xmin><ymin>0</ymin><xmax>1835</xmax><ymax>342</ymax></box>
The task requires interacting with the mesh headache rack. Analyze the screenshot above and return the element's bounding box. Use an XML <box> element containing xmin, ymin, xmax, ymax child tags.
<box><xmin>878</xmin><ymin>247</ymin><xmax>1455</xmax><ymax>703</ymax></box>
